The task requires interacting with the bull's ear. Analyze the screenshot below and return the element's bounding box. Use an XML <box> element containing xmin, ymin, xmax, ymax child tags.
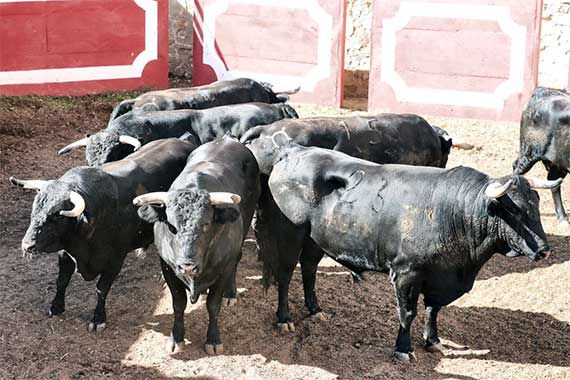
<box><xmin>137</xmin><ymin>205</ymin><xmax>166</xmax><ymax>224</ymax></box>
<box><xmin>213</xmin><ymin>206</ymin><xmax>240</xmax><ymax>224</ymax></box>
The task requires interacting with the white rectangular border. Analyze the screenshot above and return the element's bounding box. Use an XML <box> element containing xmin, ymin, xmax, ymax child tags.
<box><xmin>0</xmin><ymin>0</ymin><xmax>158</xmax><ymax>85</ymax></box>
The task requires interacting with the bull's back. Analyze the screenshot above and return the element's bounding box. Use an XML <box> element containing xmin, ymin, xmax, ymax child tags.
<box><xmin>104</xmin><ymin>139</ymin><xmax>196</xmax><ymax>194</ymax></box>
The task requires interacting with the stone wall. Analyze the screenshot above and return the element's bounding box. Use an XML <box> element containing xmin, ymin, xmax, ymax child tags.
<box><xmin>539</xmin><ymin>0</ymin><xmax>570</xmax><ymax>89</ymax></box>
<box><xmin>168</xmin><ymin>0</ymin><xmax>193</xmax><ymax>79</ymax></box>
<box><xmin>168</xmin><ymin>0</ymin><xmax>570</xmax><ymax>92</ymax></box>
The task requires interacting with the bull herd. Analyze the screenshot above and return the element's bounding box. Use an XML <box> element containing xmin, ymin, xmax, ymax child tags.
<box><xmin>9</xmin><ymin>79</ymin><xmax>570</xmax><ymax>361</ymax></box>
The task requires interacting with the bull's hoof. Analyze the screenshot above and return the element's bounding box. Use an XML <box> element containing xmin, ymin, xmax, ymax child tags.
<box><xmin>277</xmin><ymin>321</ymin><xmax>295</xmax><ymax>332</ymax></box>
<box><xmin>394</xmin><ymin>351</ymin><xmax>416</xmax><ymax>362</ymax></box>
<box><xmin>222</xmin><ymin>297</ymin><xmax>237</xmax><ymax>307</ymax></box>
<box><xmin>205</xmin><ymin>343</ymin><xmax>224</xmax><ymax>355</ymax></box>
<box><xmin>311</xmin><ymin>312</ymin><xmax>329</xmax><ymax>322</ymax></box>
<box><xmin>426</xmin><ymin>343</ymin><xmax>449</xmax><ymax>355</ymax></box>
<box><xmin>47</xmin><ymin>305</ymin><xmax>65</xmax><ymax>318</ymax></box>
<box><xmin>88</xmin><ymin>322</ymin><xmax>107</xmax><ymax>333</ymax></box>
<box><xmin>166</xmin><ymin>336</ymin><xmax>185</xmax><ymax>353</ymax></box>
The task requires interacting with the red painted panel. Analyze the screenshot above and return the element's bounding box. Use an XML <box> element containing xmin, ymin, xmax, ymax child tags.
<box><xmin>368</xmin><ymin>0</ymin><xmax>543</xmax><ymax>121</ymax></box>
<box><xmin>193</xmin><ymin>0</ymin><xmax>347</xmax><ymax>107</ymax></box>
<box><xmin>0</xmin><ymin>0</ymin><xmax>169</xmax><ymax>96</ymax></box>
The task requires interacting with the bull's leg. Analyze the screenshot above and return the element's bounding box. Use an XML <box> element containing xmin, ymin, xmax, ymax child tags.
<box><xmin>49</xmin><ymin>251</ymin><xmax>75</xmax><ymax>317</ymax></box>
<box><xmin>274</xmin><ymin>221</ymin><xmax>307</xmax><ymax>332</ymax></box>
<box><xmin>256</xmin><ymin>180</ymin><xmax>305</xmax><ymax>331</ymax></box>
<box><xmin>275</xmin><ymin>259</ymin><xmax>297</xmax><ymax>332</ymax></box>
<box><xmin>393</xmin><ymin>272</ymin><xmax>420</xmax><ymax>362</ymax></box>
<box><xmin>300</xmin><ymin>239</ymin><xmax>326</xmax><ymax>319</ymax></box>
<box><xmin>205</xmin><ymin>277</ymin><xmax>225</xmax><ymax>355</ymax></box>
<box><xmin>160</xmin><ymin>258</ymin><xmax>187</xmax><ymax>353</ymax></box>
<box><xmin>88</xmin><ymin>264</ymin><xmax>122</xmax><ymax>333</ymax></box>
<box><xmin>423</xmin><ymin>305</ymin><xmax>443</xmax><ymax>352</ymax></box>
<box><xmin>222</xmin><ymin>253</ymin><xmax>240</xmax><ymax>307</ymax></box>
<box><xmin>547</xmin><ymin>167</ymin><xmax>569</xmax><ymax>226</ymax></box>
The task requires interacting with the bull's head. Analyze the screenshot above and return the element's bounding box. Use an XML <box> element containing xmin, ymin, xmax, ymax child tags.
<box><xmin>134</xmin><ymin>190</ymin><xmax>241</xmax><ymax>294</ymax></box>
<box><xmin>10</xmin><ymin>177</ymin><xmax>90</xmax><ymax>257</ymax></box>
<box><xmin>58</xmin><ymin>132</ymin><xmax>141</xmax><ymax>167</ymax></box>
<box><xmin>484</xmin><ymin>176</ymin><xmax>561</xmax><ymax>261</ymax></box>
<box><xmin>241</xmin><ymin>126</ymin><xmax>292</xmax><ymax>176</ymax></box>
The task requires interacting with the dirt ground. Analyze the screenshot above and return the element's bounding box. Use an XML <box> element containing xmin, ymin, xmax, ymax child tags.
<box><xmin>0</xmin><ymin>90</ymin><xmax>569</xmax><ymax>380</ymax></box>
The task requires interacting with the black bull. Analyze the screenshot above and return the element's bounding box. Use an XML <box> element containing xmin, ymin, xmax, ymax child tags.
<box><xmin>134</xmin><ymin>138</ymin><xmax>260</xmax><ymax>355</ymax></box>
<box><xmin>10</xmin><ymin>138</ymin><xmax>196</xmax><ymax>331</ymax></box>
<box><xmin>108</xmin><ymin>77</ymin><xmax>299</xmax><ymax>123</ymax></box>
<box><xmin>241</xmin><ymin>114</ymin><xmax>467</xmax><ymax>331</ymax></box>
<box><xmin>59</xmin><ymin>102</ymin><xmax>298</xmax><ymax>167</ymax></box>
<box><xmin>513</xmin><ymin>86</ymin><xmax>570</xmax><ymax>228</ymax></box>
<box><xmin>269</xmin><ymin>144</ymin><xmax>556</xmax><ymax>361</ymax></box>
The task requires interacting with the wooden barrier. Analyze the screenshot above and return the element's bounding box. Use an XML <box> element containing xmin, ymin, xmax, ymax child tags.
<box><xmin>0</xmin><ymin>0</ymin><xmax>168</xmax><ymax>96</ymax></box>
<box><xmin>368</xmin><ymin>0</ymin><xmax>543</xmax><ymax>121</ymax></box>
<box><xmin>192</xmin><ymin>0</ymin><xmax>347</xmax><ymax>107</ymax></box>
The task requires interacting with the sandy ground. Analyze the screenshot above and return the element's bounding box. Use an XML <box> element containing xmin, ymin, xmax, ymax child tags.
<box><xmin>0</xmin><ymin>94</ymin><xmax>569</xmax><ymax>380</ymax></box>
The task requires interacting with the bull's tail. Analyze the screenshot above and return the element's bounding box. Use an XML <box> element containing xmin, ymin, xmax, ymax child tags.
<box><xmin>254</xmin><ymin>179</ymin><xmax>285</xmax><ymax>291</ymax></box>
<box><xmin>254</xmin><ymin>209</ymin><xmax>279</xmax><ymax>292</ymax></box>
<box><xmin>260</xmin><ymin>81</ymin><xmax>301</xmax><ymax>103</ymax></box>
<box><xmin>108</xmin><ymin>99</ymin><xmax>136</xmax><ymax>124</ymax></box>
<box><xmin>276</xmin><ymin>103</ymin><xmax>299</xmax><ymax>119</ymax></box>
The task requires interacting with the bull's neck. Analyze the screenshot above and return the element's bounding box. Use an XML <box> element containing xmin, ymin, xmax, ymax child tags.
<box><xmin>438</xmin><ymin>183</ymin><xmax>500</xmax><ymax>271</ymax></box>
<box><xmin>463</xmin><ymin>189</ymin><xmax>501</xmax><ymax>268</ymax></box>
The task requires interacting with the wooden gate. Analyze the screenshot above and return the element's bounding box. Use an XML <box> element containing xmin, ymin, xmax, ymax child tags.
<box><xmin>368</xmin><ymin>0</ymin><xmax>543</xmax><ymax>121</ymax></box>
<box><xmin>192</xmin><ymin>0</ymin><xmax>347</xmax><ymax>107</ymax></box>
<box><xmin>0</xmin><ymin>0</ymin><xmax>168</xmax><ymax>95</ymax></box>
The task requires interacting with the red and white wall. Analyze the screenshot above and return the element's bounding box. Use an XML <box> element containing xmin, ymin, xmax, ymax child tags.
<box><xmin>192</xmin><ymin>0</ymin><xmax>347</xmax><ymax>107</ymax></box>
<box><xmin>368</xmin><ymin>0</ymin><xmax>543</xmax><ymax>121</ymax></box>
<box><xmin>0</xmin><ymin>0</ymin><xmax>168</xmax><ymax>96</ymax></box>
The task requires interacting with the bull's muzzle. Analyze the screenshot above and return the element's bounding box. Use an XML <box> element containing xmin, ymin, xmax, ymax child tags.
<box><xmin>177</xmin><ymin>262</ymin><xmax>199</xmax><ymax>276</ymax></box>
<box><xmin>530</xmin><ymin>246</ymin><xmax>551</xmax><ymax>261</ymax></box>
<box><xmin>21</xmin><ymin>240</ymin><xmax>34</xmax><ymax>251</ymax></box>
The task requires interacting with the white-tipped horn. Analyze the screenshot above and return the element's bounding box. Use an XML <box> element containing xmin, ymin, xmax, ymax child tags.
<box><xmin>526</xmin><ymin>177</ymin><xmax>563</xmax><ymax>190</ymax></box>
<box><xmin>209</xmin><ymin>192</ymin><xmax>241</xmax><ymax>206</ymax></box>
<box><xmin>9</xmin><ymin>176</ymin><xmax>48</xmax><ymax>191</ymax></box>
<box><xmin>485</xmin><ymin>179</ymin><xmax>514</xmax><ymax>199</ymax></box>
<box><xmin>60</xmin><ymin>191</ymin><xmax>86</xmax><ymax>217</ymax></box>
<box><xmin>119</xmin><ymin>135</ymin><xmax>142</xmax><ymax>151</ymax></box>
<box><xmin>452</xmin><ymin>140</ymin><xmax>476</xmax><ymax>150</ymax></box>
<box><xmin>133</xmin><ymin>192</ymin><xmax>169</xmax><ymax>206</ymax></box>
<box><xmin>58</xmin><ymin>137</ymin><xmax>90</xmax><ymax>155</ymax></box>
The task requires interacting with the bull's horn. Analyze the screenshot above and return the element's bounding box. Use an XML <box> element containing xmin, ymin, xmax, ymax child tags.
<box><xmin>9</xmin><ymin>176</ymin><xmax>48</xmax><ymax>191</ymax></box>
<box><xmin>275</xmin><ymin>86</ymin><xmax>301</xmax><ymax>95</ymax></box>
<box><xmin>119</xmin><ymin>135</ymin><xmax>142</xmax><ymax>151</ymax></box>
<box><xmin>526</xmin><ymin>177</ymin><xmax>563</xmax><ymax>190</ymax></box>
<box><xmin>485</xmin><ymin>179</ymin><xmax>514</xmax><ymax>199</ymax></box>
<box><xmin>60</xmin><ymin>191</ymin><xmax>86</xmax><ymax>217</ymax></box>
<box><xmin>133</xmin><ymin>192</ymin><xmax>169</xmax><ymax>206</ymax></box>
<box><xmin>452</xmin><ymin>140</ymin><xmax>476</xmax><ymax>150</ymax></box>
<box><xmin>58</xmin><ymin>137</ymin><xmax>90</xmax><ymax>155</ymax></box>
<box><xmin>209</xmin><ymin>192</ymin><xmax>241</xmax><ymax>206</ymax></box>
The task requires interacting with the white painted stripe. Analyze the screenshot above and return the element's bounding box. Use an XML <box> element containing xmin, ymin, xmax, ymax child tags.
<box><xmin>0</xmin><ymin>0</ymin><xmax>159</xmax><ymax>85</ymax></box>
<box><xmin>201</xmin><ymin>0</ymin><xmax>333</xmax><ymax>92</ymax></box>
<box><xmin>380</xmin><ymin>1</ymin><xmax>527</xmax><ymax>110</ymax></box>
